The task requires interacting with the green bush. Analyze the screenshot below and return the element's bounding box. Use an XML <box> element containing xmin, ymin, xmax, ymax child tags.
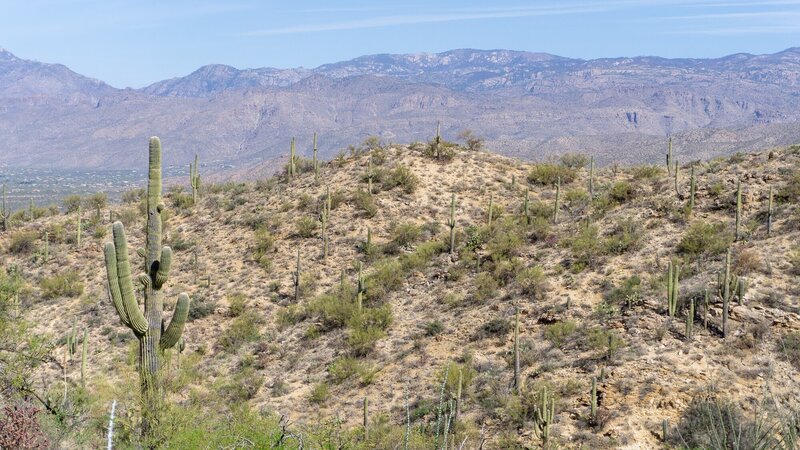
<box><xmin>473</xmin><ymin>272</ymin><xmax>499</xmax><ymax>301</ymax></box>
<box><xmin>227</xmin><ymin>293</ymin><xmax>247</xmax><ymax>317</ymax></box>
<box><xmin>778</xmin><ymin>173</ymin><xmax>800</xmax><ymax>203</ymax></box>
<box><xmin>608</xmin><ymin>181</ymin><xmax>636</xmax><ymax>204</ymax></box>
<box><xmin>308</xmin><ymin>382</ymin><xmax>329</xmax><ymax>404</ymax></box>
<box><xmin>516</xmin><ymin>265</ymin><xmax>546</xmax><ymax>298</ymax></box>
<box><xmin>562</xmin><ymin>224</ymin><xmax>603</xmax><ymax>269</ymax></box>
<box><xmin>276</xmin><ymin>304</ymin><xmax>307</xmax><ymax>329</ymax></box>
<box><xmin>218</xmin><ymin>311</ymin><xmax>260</xmax><ymax>352</ymax></box>
<box><xmin>40</xmin><ymin>270</ymin><xmax>83</xmax><ymax>299</ymax></box>
<box><xmin>779</xmin><ymin>332</ymin><xmax>800</xmax><ymax>370</ymax></box>
<box><xmin>348</xmin><ymin>326</ymin><xmax>386</xmax><ymax>357</ymax></box>
<box><xmin>295</xmin><ymin>216</ymin><xmax>317</xmax><ymax>238</ymax></box>
<box><xmin>677</xmin><ymin>221</ymin><xmax>733</xmax><ymax>258</ymax></box>
<box><xmin>384</xmin><ymin>165</ymin><xmax>420</xmax><ymax>194</ymax></box>
<box><xmin>62</xmin><ymin>195</ymin><xmax>82</xmax><ymax>214</ymax></box>
<box><xmin>389</xmin><ymin>222</ymin><xmax>421</xmax><ymax>247</ymax></box>
<box><xmin>477</xmin><ymin>318</ymin><xmax>511</xmax><ymax>339</ymax></box>
<box><xmin>352</xmin><ymin>189</ymin><xmax>377</xmax><ymax>218</ymax></box>
<box><xmin>559</xmin><ymin>153</ymin><xmax>589</xmax><ymax>169</ymax></box>
<box><xmin>544</xmin><ymin>320</ymin><xmax>577</xmax><ymax>348</ymax></box>
<box><xmin>605</xmin><ymin>276</ymin><xmax>642</xmax><ymax>306</ymax></box>
<box><xmin>630</xmin><ymin>165</ymin><xmax>663</xmax><ymax>180</ymax></box>
<box><xmin>187</xmin><ymin>294</ymin><xmax>217</xmax><ymax>321</ymax></box>
<box><xmin>527</xmin><ymin>163</ymin><xmax>577</xmax><ymax>186</ymax></box>
<box><xmin>421</xmin><ymin>320</ymin><xmax>444</xmax><ymax>336</ymax></box>
<box><xmin>8</xmin><ymin>231</ymin><xmax>38</xmax><ymax>254</ymax></box>
<box><xmin>604</xmin><ymin>218</ymin><xmax>644</xmax><ymax>255</ymax></box>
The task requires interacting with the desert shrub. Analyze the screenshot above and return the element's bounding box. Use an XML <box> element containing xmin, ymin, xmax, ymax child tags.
<box><xmin>390</xmin><ymin>222</ymin><xmax>422</xmax><ymax>247</ymax></box>
<box><xmin>187</xmin><ymin>294</ymin><xmax>217</xmax><ymax>321</ymax></box>
<box><xmin>439</xmin><ymin>360</ymin><xmax>477</xmax><ymax>396</ymax></box>
<box><xmin>363</xmin><ymin>259</ymin><xmax>404</xmax><ymax>301</ymax></box>
<box><xmin>582</xmin><ymin>328</ymin><xmax>625</xmax><ymax>360</ymax></box>
<box><xmin>421</xmin><ymin>320</ymin><xmax>444</xmax><ymax>336</ymax></box>
<box><xmin>604</xmin><ymin>218</ymin><xmax>644</xmax><ymax>255</ymax></box>
<box><xmin>217</xmin><ymin>367</ymin><xmax>263</xmax><ymax>403</ymax></box>
<box><xmin>0</xmin><ymin>403</ymin><xmax>49</xmax><ymax>450</ymax></box>
<box><xmin>308</xmin><ymin>383</ymin><xmax>329</xmax><ymax>404</ymax></box>
<box><xmin>328</xmin><ymin>357</ymin><xmax>375</xmax><ymax>385</ymax></box>
<box><xmin>384</xmin><ymin>165</ymin><xmax>420</xmax><ymax>194</ymax></box>
<box><xmin>527</xmin><ymin>163</ymin><xmax>577</xmax><ymax>186</ymax></box>
<box><xmin>348</xmin><ymin>326</ymin><xmax>385</xmax><ymax>357</ymax></box>
<box><xmin>564</xmin><ymin>188</ymin><xmax>591</xmax><ymax>214</ymax></box>
<box><xmin>608</xmin><ymin>181</ymin><xmax>636</xmax><ymax>204</ymax></box>
<box><xmin>677</xmin><ymin>221</ymin><xmax>734</xmax><ymax>258</ymax></box>
<box><xmin>352</xmin><ymin>189</ymin><xmax>377</xmax><ymax>218</ymax></box>
<box><xmin>62</xmin><ymin>195</ymin><xmax>82</xmax><ymax>214</ymax></box>
<box><xmin>515</xmin><ymin>265</ymin><xmax>546</xmax><ymax>299</ymax></box>
<box><xmin>563</xmin><ymin>224</ymin><xmax>603</xmax><ymax>269</ymax></box>
<box><xmin>605</xmin><ymin>276</ymin><xmax>642</xmax><ymax>307</ymax></box>
<box><xmin>122</xmin><ymin>188</ymin><xmax>145</xmax><ymax>204</ymax></box>
<box><xmin>473</xmin><ymin>272</ymin><xmax>499</xmax><ymax>301</ymax></box>
<box><xmin>778</xmin><ymin>173</ymin><xmax>800</xmax><ymax>203</ymax></box>
<box><xmin>40</xmin><ymin>270</ymin><xmax>83</xmax><ymax>299</ymax></box>
<box><xmin>630</xmin><ymin>165</ymin><xmax>662</xmax><ymax>180</ymax></box>
<box><xmin>227</xmin><ymin>293</ymin><xmax>247</xmax><ymax>317</ymax></box>
<box><xmin>458</xmin><ymin>129</ymin><xmax>484</xmax><ymax>151</ymax></box>
<box><xmin>674</xmin><ymin>396</ymin><xmax>792</xmax><ymax>450</ymax></box>
<box><xmin>8</xmin><ymin>231</ymin><xmax>38</xmax><ymax>254</ymax></box>
<box><xmin>276</xmin><ymin>304</ymin><xmax>307</xmax><ymax>329</ymax></box>
<box><xmin>218</xmin><ymin>311</ymin><xmax>260</xmax><ymax>352</ymax></box>
<box><xmin>486</xmin><ymin>222</ymin><xmax>525</xmax><ymax>261</ymax></box>
<box><xmin>560</xmin><ymin>153</ymin><xmax>589</xmax><ymax>169</ymax></box>
<box><xmin>733</xmin><ymin>248</ymin><xmax>762</xmax><ymax>275</ymax></box>
<box><xmin>252</xmin><ymin>227</ymin><xmax>275</xmax><ymax>265</ymax></box>
<box><xmin>295</xmin><ymin>216</ymin><xmax>317</xmax><ymax>238</ymax></box>
<box><xmin>544</xmin><ymin>320</ymin><xmax>577</xmax><ymax>348</ymax></box>
<box><xmin>477</xmin><ymin>318</ymin><xmax>511</xmax><ymax>339</ymax></box>
<box><xmin>779</xmin><ymin>332</ymin><xmax>800</xmax><ymax>370</ymax></box>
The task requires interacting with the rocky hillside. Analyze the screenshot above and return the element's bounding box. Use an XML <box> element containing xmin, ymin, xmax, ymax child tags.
<box><xmin>1</xmin><ymin>139</ymin><xmax>800</xmax><ymax>448</ymax></box>
<box><xmin>2</xmin><ymin>47</ymin><xmax>800</xmax><ymax>170</ymax></box>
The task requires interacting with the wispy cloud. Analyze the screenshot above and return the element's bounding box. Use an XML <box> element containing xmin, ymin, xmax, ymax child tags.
<box><xmin>240</xmin><ymin>5</ymin><xmax>613</xmax><ymax>36</ymax></box>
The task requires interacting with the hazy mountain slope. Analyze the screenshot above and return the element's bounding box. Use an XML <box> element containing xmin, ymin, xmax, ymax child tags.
<box><xmin>1</xmin><ymin>47</ymin><xmax>800</xmax><ymax>171</ymax></box>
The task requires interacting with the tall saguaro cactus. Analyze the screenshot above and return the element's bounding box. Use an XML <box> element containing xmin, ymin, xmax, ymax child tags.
<box><xmin>189</xmin><ymin>154</ymin><xmax>200</xmax><ymax>205</ymax></box>
<box><xmin>103</xmin><ymin>137</ymin><xmax>190</xmax><ymax>440</ymax></box>
<box><xmin>289</xmin><ymin>137</ymin><xmax>296</xmax><ymax>179</ymax></box>
<box><xmin>735</xmin><ymin>180</ymin><xmax>742</xmax><ymax>241</ymax></box>
<box><xmin>767</xmin><ymin>186</ymin><xmax>774</xmax><ymax>236</ymax></box>
<box><xmin>722</xmin><ymin>248</ymin><xmax>731</xmax><ymax>338</ymax></box>
<box><xmin>666</xmin><ymin>137</ymin><xmax>673</xmax><ymax>175</ymax></box>
<box><xmin>313</xmin><ymin>132</ymin><xmax>319</xmax><ymax>182</ymax></box>
<box><xmin>1</xmin><ymin>184</ymin><xmax>9</xmax><ymax>232</ymax></box>
<box><xmin>447</xmin><ymin>194</ymin><xmax>456</xmax><ymax>254</ymax></box>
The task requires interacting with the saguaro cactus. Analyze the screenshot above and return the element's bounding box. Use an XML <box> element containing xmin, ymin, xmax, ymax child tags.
<box><xmin>320</xmin><ymin>187</ymin><xmax>331</xmax><ymax>260</ymax></box>
<box><xmin>103</xmin><ymin>137</ymin><xmax>190</xmax><ymax>439</ymax></box>
<box><xmin>667</xmin><ymin>261</ymin><xmax>679</xmax><ymax>317</ymax></box>
<box><xmin>553</xmin><ymin>177</ymin><xmax>561</xmax><ymax>224</ymax></box>
<box><xmin>666</xmin><ymin>137</ymin><xmax>673</xmax><ymax>175</ymax></box>
<box><xmin>366</xmin><ymin>155</ymin><xmax>374</xmax><ymax>195</ymax></box>
<box><xmin>674</xmin><ymin>160</ymin><xmax>680</xmax><ymax>198</ymax></box>
<box><xmin>534</xmin><ymin>386</ymin><xmax>555</xmax><ymax>443</ymax></box>
<box><xmin>289</xmin><ymin>137</ymin><xmax>296</xmax><ymax>178</ymax></box>
<box><xmin>293</xmin><ymin>248</ymin><xmax>301</xmax><ymax>302</ymax></box>
<box><xmin>686</xmin><ymin>297</ymin><xmax>695</xmax><ymax>340</ymax></box>
<box><xmin>589</xmin><ymin>156</ymin><xmax>595</xmax><ymax>197</ymax></box>
<box><xmin>43</xmin><ymin>231</ymin><xmax>49</xmax><ymax>264</ymax></box>
<box><xmin>1</xmin><ymin>184</ymin><xmax>9</xmax><ymax>232</ymax></box>
<box><xmin>356</xmin><ymin>262</ymin><xmax>365</xmax><ymax>312</ymax></box>
<box><xmin>689</xmin><ymin>166</ymin><xmax>696</xmax><ymax>212</ymax></box>
<box><xmin>81</xmin><ymin>327</ymin><xmax>88</xmax><ymax>388</ymax></box>
<box><xmin>433</xmin><ymin>121</ymin><xmax>441</xmax><ymax>158</ymax></box>
<box><xmin>363</xmin><ymin>396</ymin><xmax>369</xmax><ymax>438</ymax></box>
<box><xmin>590</xmin><ymin>377</ymin><xmax>598</xmax><ymax>423</ymax></box>
<box><xmin>189</xmin><ymin>154</ymin><xmax>200</xmax><ymax>205</ymax></box>
<box><xmin>447</xmin><ymin>194</ymin><xmax>456</xmax><ymax>254</ymax></box>
<box><xmin>313</xmin><ymin>132</ymin><xmax>319</xmax><ymax>182</ymax></box>
<box><xmin>514</xmin><ymin>307</ymin><xmax>521</xmax><ymax>395</ymax></box>
<box><xmin>488</xmin><ymin>193</ymin><xmax>494</xmax><ymax>225</ymax></box>
<box><xmin>735</xmin><ymin>180</ymin><xmax>742</xmax><ymax>241</ymax></box>
<box><xmin>767</xmin><ymin>186</ymin><xmax>773</xmax><ymax>236</ymax></box>
<box><xmin>523</xmin><ymin>189</ymin><xmax>530</xmax><ymax>225</ymax></box>
<box><xmin>722</xmin><ymin>248</ymin><xmax>731</xmax><ymax>338</ymax></box>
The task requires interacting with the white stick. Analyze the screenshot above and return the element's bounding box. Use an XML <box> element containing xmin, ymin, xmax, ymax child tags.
<box><xmin>107</xmin><ymin>400</ymin><xmax>117</xmax><ymax>450</ymax></box>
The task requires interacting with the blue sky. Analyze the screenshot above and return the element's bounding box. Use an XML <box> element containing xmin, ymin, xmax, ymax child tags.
<box><xmin>1</xmin><ymin>0</ymin><xmax>799</xmax><ymax>88</ymax></box>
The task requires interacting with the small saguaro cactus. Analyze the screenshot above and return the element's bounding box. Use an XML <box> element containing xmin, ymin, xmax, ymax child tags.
<box><xmin>433</xmin><ymin>120</ymin><xmax>441</xmax><ymax>158</ymax></box>
<box><xmin>589</xmin><ymin>156</ymin><xmax>595</xmax><ymax>197</ymax></box>
<box><xmin>534</xmin><ymin>386</ymin><xmax>555</xmax><ymax>444</ymax></box>
<box><xmin>674</xmin><ymin>160</ymin><xmax>680</xmax><ymax>198</ymax></box>
<box><xmin>454</xmin><ymin>369</ymin><xmax>463</xmax><ymax>423</ymax></box>
<box><xmin>293</xmin><ymin>248</ymin><xmax>301</xmax><ymax>302</ymax></box>
<box><xmin>488</xmin><ymin>193</ymin><xmax>494</xmax><ymax>225</ymax></box>
<box><xmin>667</xmin><ymin>261</ymin><xmax>679</xmax><ymax>317</ymax></box>
<box><xmin>686</xmin><ymin>297</ymin><xmax>695</xmax><ymax>340</ymax></box>
<box><xmin>1</xmin><ymin>184</ymin><xmax>9</xmax><ymax>232</ymax></box>
<box><xmin>103</xmin><ymin>137</ymin><xmax>191</xmax><ymax>438</ymax></box>
<box><xmin>28</xmin><ymin>198</ymin><xmax>33</xmax><ymax>221</ymax></box>
<box><xmin>735</xmin><ymin>179</ymin><xmax>742</xmax><ymax>241</ymax></box>
<box><xmin>189</xmin><ymin>154</ymin><xmax>200</xmax><ymax>205</ymax></box>
<box><xmin>689</xmin><ymin>166</ymin><xmax>696</xmax><ymax>212</ymax></box>
<box><xmin>722</xmin><ymin>248</ymin><xmax>731</xmax><ymax>338</ymax></box>
<box><xmin>553</xmin><ymin>177</ymin><xmax>561</xmax><ymax>224</ymax></box>
<box><xmin>289</xmin><ymin>137</ymin><xmax>296</xmax><ymax>178</ymax></box>
<box><xmin>514</xmin><ymin>307</ymin><xmax>521</xmax><ymax>396</ymax></box>
<box><xmin>590</xmin><ymin>377</ymin><xmax>598</xmax><ymax>423</ymax></box>
<box><xmin>666</xmin><ymin>137</ymin><xmax>673</xmax><ymax>175</ymax></box>
<box><xmin>703</xmin><ymin>288</ymin><xmax>709</xmax><ymax>330</ymax></box>
<box><xmin>320</xmin><ymin>187</ymin><xmax>331</xmax><ymax>260</ymax></box>
<box><xmin>767</xmin><ymin>186</ymin><xmax>774</xmax><ymax>236</ymax></box>
<box><xmin>313</xmin><ymin>132</ymin><xmax>319</xmax><ymax>182</ymax></box>
<box><xmin>366</xmin><ymin>154</ymin><xmax>374</xmax><ymax>195</ymax></box>
<box><xmin>363</xmin><ymin>396</ymin><xmax>369</xmax><ymax>438</ymax></box>
<box><xmin>43</xmin><ymin>231</ymin><xmax>49</xmax><ymax>264</ymax></box>
<box><xmin>356</xmin><ymin>261</ymin><xmax>365</xmax><ymax>312</ymax></box>
<box><xmin>447</xmin><ymin>193</ymin><xmax>456</xmax><ymax>254</ymax></box>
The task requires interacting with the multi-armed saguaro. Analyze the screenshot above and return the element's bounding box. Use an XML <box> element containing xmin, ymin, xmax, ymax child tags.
<box><xmin>103</xmin><ymin>137</ymin><xmax>190</xmax><ymax>438</ymax></box>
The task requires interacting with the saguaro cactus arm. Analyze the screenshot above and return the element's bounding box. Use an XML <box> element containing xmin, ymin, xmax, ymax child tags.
<box><xmin>160</xmin><ymin>293</ymin><xmax>190</xmax><ymax>350</ymax></box>
<box><xmin>104</xmin><ymin>223</ymin><xmax>148</xmax><ymax>335</ymax></box>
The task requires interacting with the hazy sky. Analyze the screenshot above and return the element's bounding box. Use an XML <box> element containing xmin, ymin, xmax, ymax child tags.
<box><xmin>1</xmin><ymin>0</ymin><xmax>799</xmax><ymax>88</ymax></box>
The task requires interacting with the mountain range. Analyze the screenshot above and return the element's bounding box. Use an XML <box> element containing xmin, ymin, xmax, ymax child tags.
<box><xmin>2</xmin><ymin>46</ymin><xmax>800</xmax><ymax>173</ymax></box>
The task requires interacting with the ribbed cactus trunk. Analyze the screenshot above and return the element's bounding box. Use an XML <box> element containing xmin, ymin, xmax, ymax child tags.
<box><xmin>735</xmin><ymin>180</ymin><xmax>742</xmax><ymax>241</ymax></box>
<box><xmin>104</xmin><ymin>137</ymin><xmax>190</xmax><ymax>444</ymax></box>
<box><xmin>767</xmin><ymin>186</ymin><xmax>773</xmax><ymax>236</ymax></box>
<box><xmin>189</xmin><ymin>154</ymin><xmax>200</xmax><ymax>205</ymax></box>
<box><xmin>313</xmin><ymin>132</ymin><xmax>319</xmax><ymax>182</ymax></box>
<box><xmin>666</xmin><ymin>137</ymin><xmax>673</xmax><ymax>175</ymax></box>
<box><xmin>447</xmin><ymin>193</ymin><xmax>456</xmax><ymax>254</ymax></box>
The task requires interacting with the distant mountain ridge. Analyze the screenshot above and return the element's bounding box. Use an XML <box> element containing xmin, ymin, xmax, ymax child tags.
<box><xmin>1</xmin><ymin>46</ymin><xmax>800</xmax><ymax>172</ymax></box>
